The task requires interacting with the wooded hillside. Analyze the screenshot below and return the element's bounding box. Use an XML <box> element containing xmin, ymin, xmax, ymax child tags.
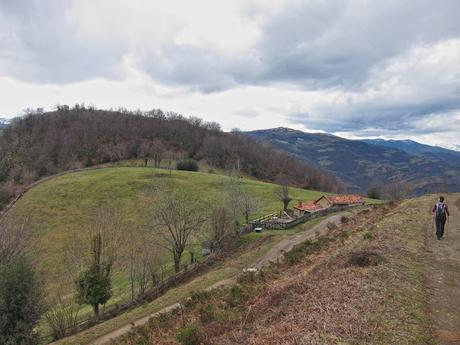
<box><xmin>0</xmin><ymin>106</ymin><xmax>344</xmax><ymax>209</ymax></box>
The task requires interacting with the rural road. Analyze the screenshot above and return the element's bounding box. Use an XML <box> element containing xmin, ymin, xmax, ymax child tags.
<box><xmin>89</xmin><ymin>211</ymin><xmax>352</xmax><ymax>345</ymax></box>
<box><xmin>426</xmin><ymin>194</ymin><xmax>460</xmax><ymax>344</ymax></box>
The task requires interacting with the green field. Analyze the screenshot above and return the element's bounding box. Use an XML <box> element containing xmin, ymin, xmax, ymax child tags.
<box><xmin>10</xmin><ymin>167</ymin><xmax>325</xmax><ymax>302</ymax></box>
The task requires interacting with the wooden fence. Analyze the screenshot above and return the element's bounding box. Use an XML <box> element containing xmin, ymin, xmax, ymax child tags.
<box><xmin>249</xmin><ymin>204</ymin><xmax>361</xmax><ymax>230</ymax></box>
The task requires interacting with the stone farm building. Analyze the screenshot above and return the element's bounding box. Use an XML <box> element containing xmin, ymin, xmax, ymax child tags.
<box><xmin>293</xmin><ymin>201</ymin><xmax>327</xmax><ymax>217</ymax></box>
<box><xmin>294</xmin><ymin>194</ymin><xmax>364</xmax><ymax>217</ymax></box>
<box><xmin>314</xmin><ymin>194</ymin><xmax>364</xmax><ymax>208</ymax></box>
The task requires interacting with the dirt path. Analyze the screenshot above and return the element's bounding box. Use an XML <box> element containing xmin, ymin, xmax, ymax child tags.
<box><xmin>89</xmin><ymin>211</ymin><xmax>351</xmax><ymax>345</ymax></box>
<box><xmin>426</xmin><ymin>194</ymin><xmax>460</xmax><ymax>344</ymax></box>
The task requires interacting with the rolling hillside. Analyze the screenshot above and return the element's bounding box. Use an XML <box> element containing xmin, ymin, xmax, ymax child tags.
<box><xmin>248</xmin><ymin>127</ymin><xmax>460</xmax><ymax>194</ymax></box>
<box><xmin>9</xmin><ymin>166</ymin><xmax>326</xmax><ymax>306</ymax></box>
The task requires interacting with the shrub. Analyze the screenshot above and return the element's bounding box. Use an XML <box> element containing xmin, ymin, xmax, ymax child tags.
<box><xmin>363</xmin><ymin>232</ymin><xmax>373</xmax><ymax>240</ymax></box>
<box><xmin>367</xmin><ymin>187</ymin><xmax>380</xmax><ymax>199</ymax></box>
<box><xmin>198</xmin><ymin>304</ymin><xmax>215</xmax><ymax>323</ymax></box>
<box><xmin>176</xmin><ymin>324</ymin><xmax>205</xmax><ymax>345</ymax></box>
<box><xmin>0</xmin><ymin>258</ymin><xmax>43</xmax><ymax>345</ymax></box>
<box><xmin>340</xmin><ymin>215</ymin><xmax>349</xmax><ymax>224</ymax></box>
<box><xmin>283</xmin><ymin>237</ymin><xmax>330</xmax><ymax>265</ymax></box>
<box><xmin>44</xmin><ymin>295</ymin><xmax>79</xmax><ymax>340</ymax></box>
<box><xmin>176</xmin><ymin>159</ymin><xmax>199</xmax><ymax>172</ymax></box>
<box><xmin>227</xmin><ymin>284</ymin><xmax>247</xmax><ymax>307</ymax></box>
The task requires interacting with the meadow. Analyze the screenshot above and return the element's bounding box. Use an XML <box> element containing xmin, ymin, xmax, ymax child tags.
<box><xmin>10</xmin><ymin>166</ymin><xmax>325</xmax><ymax>306</ymax></box>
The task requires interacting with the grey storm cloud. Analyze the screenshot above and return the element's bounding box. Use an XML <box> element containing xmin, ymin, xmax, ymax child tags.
<box><xmin>0</xmin><ymin>0</ymin><xmax>460</xmax><ymax>146</ymax></box>
<box><xmin>0</xmin><ymin>0</ymin><xmax>124</xmax><ymax>83</ymax></box>
<box><xmin>250</xmin><ymin>0</ymin><xmax>460</xmax><ymax>88</ymax></box>
<box><xmin>2</xmin><ymin>0</ymin><xmax>460</xmax><ymax>91</ymax></box>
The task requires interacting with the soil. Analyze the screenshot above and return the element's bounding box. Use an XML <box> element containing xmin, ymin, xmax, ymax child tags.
<box><xmin>426</xmin><ymin>194</ymin><xmax>460</xmax><ymax>344</ymax></box>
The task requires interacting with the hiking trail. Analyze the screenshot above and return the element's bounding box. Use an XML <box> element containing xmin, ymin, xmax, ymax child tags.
<box><xmin>426</xmin><ymin>194</ymin><xmax>460</xmax><ymax>344</ymax></box>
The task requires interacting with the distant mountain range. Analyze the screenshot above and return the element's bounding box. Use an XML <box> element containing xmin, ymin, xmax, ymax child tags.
<box><xmin>0</xmin><ymin>118</ymin><xmax>8</xmax><ymax>128</ymax></box>
<box><xmin>362</xmin><ymin>139</ymin><xmax>460</xmax><ymax>168</ymax></box>
<box><xmin>247</xmin><ymin>128</ymin><xmax>460</xmax><ymax>195</ymax></box>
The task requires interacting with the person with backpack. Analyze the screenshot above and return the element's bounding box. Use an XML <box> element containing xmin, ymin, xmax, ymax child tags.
<box><xmin>432</xmin><ymin>196</ymin><xmax>450</xmax><ymax>240</ymax></box>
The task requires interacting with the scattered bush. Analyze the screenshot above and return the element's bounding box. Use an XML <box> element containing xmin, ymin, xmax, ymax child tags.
<box><xmin>44</xmin><ymin>295</ymin><xmax>80</xmax><ymax>340</ymax></box>
<box><xmin>176</xmin><ymin>159</ymin><xmax>199</xmax><ymax>172</ymax></box>
<box><xmin>283</xmin><ymin>237</ymin><xmax>330</xmax><ymax>265</ymax></box>
<box><xmin>347</xmin><ymin>251</ymin><xmax>385</xmax><ymax>267</ymax></box>
<box><xmin>363</xmin><ymin>232</ymin><xmax>373</xmax><ymax>240</ymax></box>
<box><xmin>0</xmin><ymin>258</ymin><xmax>43</xmax><ymax>345</ymax></box>
<box><xmin>185</xmin><ymin>290</ymin><xmax>212</xmax><ymax>309</ymax></box>
<box><xmin>227</xmin><ymin>284</ymin><xmax>247</xmax><ymax>307</ymax></box>
<box><xmin>176</xmin><ymin>324</ymin><xmax>205</xmax><ymax>345</ymax></box>
<box><xmin>198</xmin><ymin>304</ymin><xmax>215</xmax><ymax>323</ymax></box>
<box><xmin>340</xmin><ymin>215</ymin><xmax>349</xmax><ymax>224</ymax></box>
<box><xmin>367</xmin><ymin>186</ymin><xmax>380</xmax><ymax>199</ymax></box>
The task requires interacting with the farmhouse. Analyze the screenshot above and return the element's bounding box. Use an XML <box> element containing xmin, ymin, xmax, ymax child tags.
<box><xmin>314</xmin><ymin>194</ymin><xmax>364</xmax><ymax>208</ymax></box>
<box><xmin>293</xmin><ymin>201</ymin><xmax>327</xmax><ymax>217</ymax></box>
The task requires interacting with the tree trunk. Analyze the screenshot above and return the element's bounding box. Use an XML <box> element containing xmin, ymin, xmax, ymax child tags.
<box><xmin>173</xmin><ymin>254</ymin><xmax>181</xmax><ymax>273</ymax></box>
<box><xmin>93</xmin><ymin>304</ymin><xmax>99</xmax><ymax>319</ymax></box>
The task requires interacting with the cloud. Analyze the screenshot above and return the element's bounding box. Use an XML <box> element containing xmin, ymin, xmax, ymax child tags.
<box><xmin>251</xmin><ymin>0</ymin><xmax>460</xmax><ymax>88</ymax></box>
<box><xmin>0</xmin><ymin>0</ymin><xmax>460</xmax><ymax>149</ymax></box>
<box><xmin>288</xmin><ymin>39</ymin><xmax>460</xmax><ymax>136</ymax></box>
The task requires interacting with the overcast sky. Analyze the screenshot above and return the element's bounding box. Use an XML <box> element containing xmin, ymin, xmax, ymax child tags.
<box><xmin>1</xmin><ymin>0</ymin><xmax>459</xmax><ymax>150</ymax></box>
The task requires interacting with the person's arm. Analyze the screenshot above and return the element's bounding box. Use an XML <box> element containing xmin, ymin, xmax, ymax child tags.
<box><xmin>432</xmin><ymin>204</ymin><xmax>436</xmax><ymax>213</ymax></box>
<box><xmin>445</xmin><ymin>205</ymin><xmax>450</xmax><ymax>216</ymax></box>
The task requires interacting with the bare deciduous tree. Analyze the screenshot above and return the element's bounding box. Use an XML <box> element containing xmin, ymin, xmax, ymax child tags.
<box><xmin>382</xmin><ymin>181</ymin><xmax>413</xmax><ymax>201</ymax></box>
<box><xmin>0</xmin><ymin>215</ymin><xmax>29</xmax><ymax>265</ymax></box>
<box><xmin>226</xmin><ymin>173</ymin><xmax>243</xmax><ymax>234</ymax></box>
<box><xmin>44</xmin><ymin>291</ymin><xmax>79</xmax><ymax>340</ymax></box>
<box><xmin>239</xmin><ymin>192</ymin><xmax>260</xmax><ymax>224</ymax></box>
<box><xmin>128</xmin><ymin>231</ymin><xmax>163</xmax><ymax>300</ymax></box>
<box><xmin>146</xmin><ymin>187</ymin><xmax>207</xmax><ymax>273</ymax></box>
<box><xmin>209</xmin><ymin>207</ymin><xmax>233</xmax><ymax>250</ymax></box>
<box><xmin>274</xmin><ymin>183</ymin><xmax>292</xmax><ymax>211</ymax></box>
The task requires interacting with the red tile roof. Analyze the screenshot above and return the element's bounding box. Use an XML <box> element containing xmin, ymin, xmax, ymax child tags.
<box><xmin>323</xmin><ymin>194</ymin><xmax>363</xmax><ymax>205</ymax></box>
<box><xmin>294</xmin><ymin>202</ymin><xmax>326</xmax><ymax>212</ymax></box>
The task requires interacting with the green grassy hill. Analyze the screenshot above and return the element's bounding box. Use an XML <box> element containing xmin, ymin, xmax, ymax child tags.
<box><xmin>10</xmin><ymin>167</ymin><xmax>325</xmax><ymax>304</ymax></box>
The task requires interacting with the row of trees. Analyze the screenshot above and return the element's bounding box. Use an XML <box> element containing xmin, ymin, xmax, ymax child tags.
<box><xmin>0</xmin><ymin>106</ymin><xmax>344</xmax><ymax>210</ymax></box>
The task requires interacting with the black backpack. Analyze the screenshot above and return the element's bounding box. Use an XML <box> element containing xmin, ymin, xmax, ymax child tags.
<box><xmin>435</xmin><ymin>202</ymin><xmax>446</xmax><ymax>218</ymax></box>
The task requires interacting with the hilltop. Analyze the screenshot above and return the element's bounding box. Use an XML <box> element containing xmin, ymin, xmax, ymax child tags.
<box><xmin>247</xmin><ymin>127</ymin><xmax>460</xmax><ymax>194</ymax></box>
<box><xmin>0</xmin><ymin>107</ymin><xmax>343</xmax><ymax>210</ymax></box>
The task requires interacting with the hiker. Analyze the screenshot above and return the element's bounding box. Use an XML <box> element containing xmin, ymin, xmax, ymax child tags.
<box><xmin>432</xmin><ymin>196</ymin><xmax>450</xmax><ymax>240</ymax></box>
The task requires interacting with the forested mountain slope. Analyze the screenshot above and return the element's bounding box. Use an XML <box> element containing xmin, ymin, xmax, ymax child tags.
<box><xmin>248</xmin><ymin>127</ymin><xmax>460</xmax><ymax>195</ymax></box>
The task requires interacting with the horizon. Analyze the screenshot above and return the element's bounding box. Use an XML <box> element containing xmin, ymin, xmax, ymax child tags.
<box><xmin>1</xmin><ymin>1</ymin><xmax>459</xmax><ymax>150</ymax></box>
<box><xmin>2</xmin><ymin>110</ymin><xmax>458</xmax><ymax>152</ymax></box>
